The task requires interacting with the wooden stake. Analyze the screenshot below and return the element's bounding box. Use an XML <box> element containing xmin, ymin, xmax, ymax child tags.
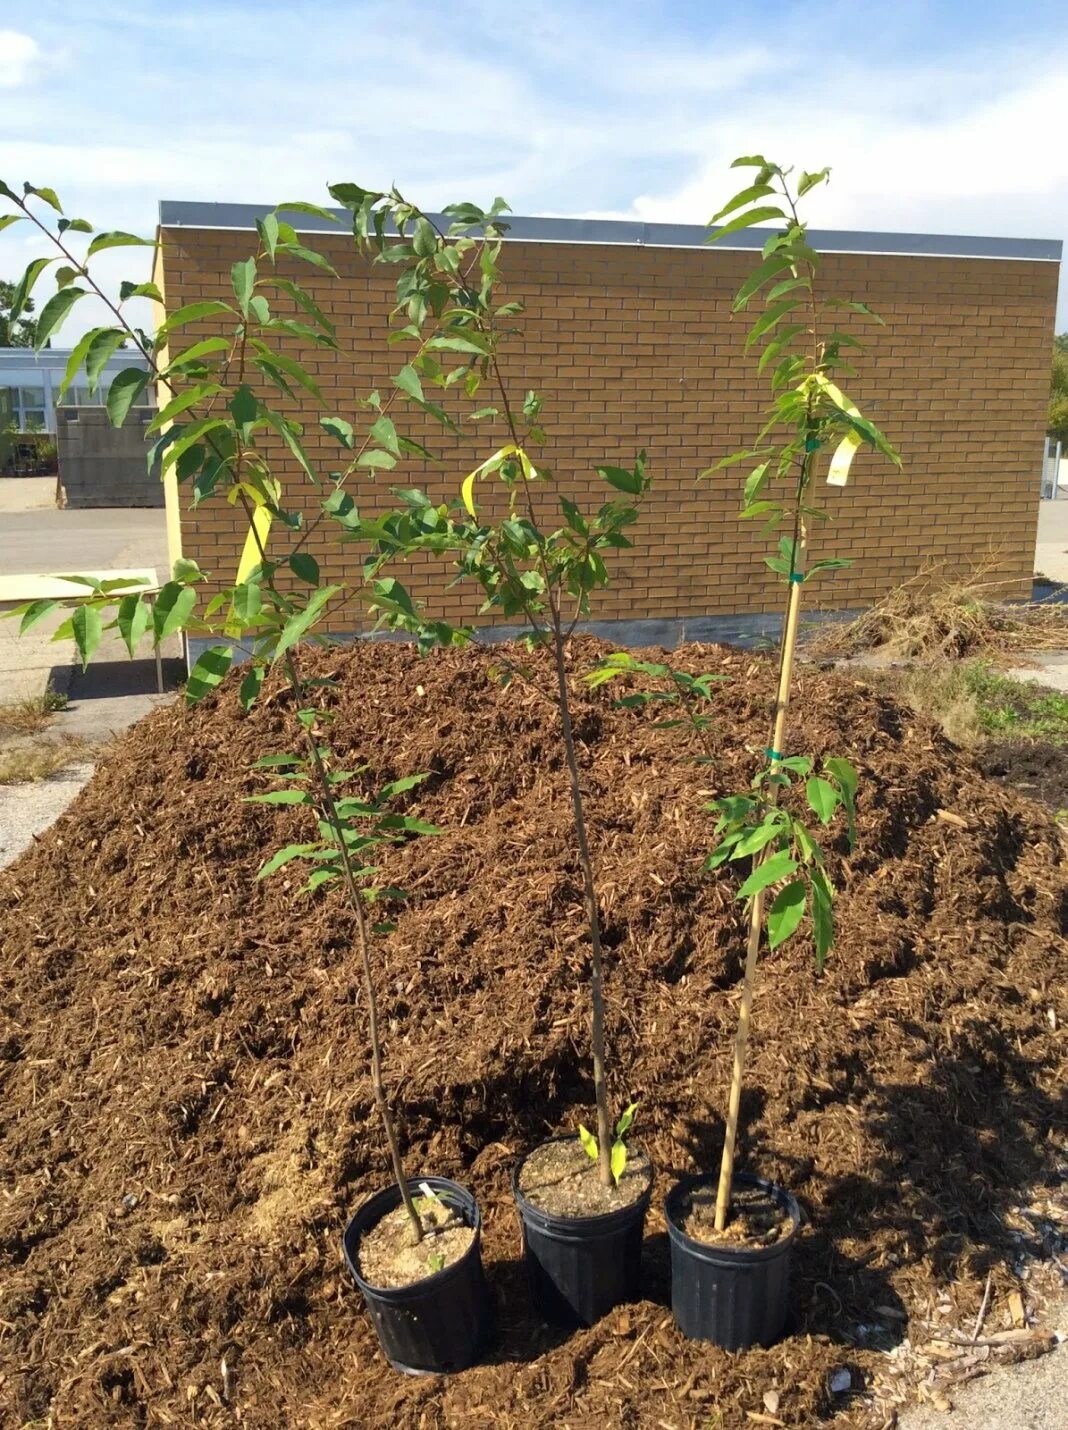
<box><xmin>714</xmin><ymin>545</ymin><xmax>806</xmax><ymax>1232</ymax></box>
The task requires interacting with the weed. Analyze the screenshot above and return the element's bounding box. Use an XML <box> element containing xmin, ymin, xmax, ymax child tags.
<box><xmin>0</xmin><ymin>737</ymin><xmax>92</xmax><ymax>784</ymax></box>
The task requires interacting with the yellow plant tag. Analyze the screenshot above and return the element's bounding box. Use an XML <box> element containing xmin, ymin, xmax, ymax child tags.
<box><xmin>235</xmin><ymin>504</ymin><xmax>273</xmax><ymax>584</ymax></box>
<box><xmin>827</xmin><ymin>431</ymin><xmax>862</xmax><ymax>486</ymax></box>
<box><xmin>461</xmin><ymin>443</ymin><xmax>536</xmax><ymax>516</ymax></box>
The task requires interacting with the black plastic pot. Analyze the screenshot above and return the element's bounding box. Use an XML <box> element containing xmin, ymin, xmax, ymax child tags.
<box><xmin>665</xmin><ymin>1171</ymin><xmax>800</xmax><ymax>1350</ymax></box>
<box><xmin>512</xmin><ymin>1139</ymin><xmax>653</xmax><ymax>1328</ymax></box>
<box><xmin>343</xmin><ymin>1176</ymin><xmax>492</xmax><ymax>1375</ymax></box>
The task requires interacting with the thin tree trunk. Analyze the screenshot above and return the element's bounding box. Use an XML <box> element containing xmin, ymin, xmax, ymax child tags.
<box><xmin>549</xmin><ymin>629</ymin><xmax>614</xmax><ymax>1187</ymax></box>
<box><xmin>286</xmin><ymin>652</ymin><xmax>424</xmax><ymax>1242</ymax></box>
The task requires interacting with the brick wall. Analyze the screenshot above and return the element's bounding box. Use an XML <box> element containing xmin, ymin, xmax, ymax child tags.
<box><xmin>158</xmin><ymin>226</ymin><xmax>1057</xmax><ymax>632</ymax></box>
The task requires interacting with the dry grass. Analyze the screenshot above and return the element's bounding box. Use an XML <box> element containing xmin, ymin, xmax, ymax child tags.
<box><xmin>807</xmin><ymin>559</ymin><xmax>1068</xmax><ymax>662</ymax></box>
<box><xmin>0</xmin><ymin>687</ymin><xmax>68</xmax><ymax>736</ymax></box>
<box><xmin>0</xmin><ymin>737</ymin><xmax>94</xmax><ymax>785</ymax></box>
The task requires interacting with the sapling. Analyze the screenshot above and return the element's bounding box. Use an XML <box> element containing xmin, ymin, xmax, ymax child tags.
<box><xmin>702</xmin><ymin>158</ymin><xmax>900</xmax><ymax>1232</ymax></box>
<box><xmin>0</xmin><ymin>180</ymin><xmax>467</xmax><ymax>1252</ymax></box>
<box><xmin>321</xmin><ymin>186</ymin><xmax>650</xmax><ymax>1190</ymax></box>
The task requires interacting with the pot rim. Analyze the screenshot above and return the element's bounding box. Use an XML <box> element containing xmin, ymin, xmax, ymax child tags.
<box><xmin>343</xmin><ymin>1175</ymin><xmax>483</xmax><ymax>1299</ymax></box>
<box><xmin>664</xmin><ymin>1170</ymin><xmax>801</xmax><ymax>1264</ymax></box>
<box><xmin>512</xmin><ymin>1134</ymin><xmax>654</xmax><ymax>1235</ymax></box>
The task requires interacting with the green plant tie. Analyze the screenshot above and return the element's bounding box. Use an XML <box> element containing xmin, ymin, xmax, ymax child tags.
<box><xmin>789</xmin><ymin>572</ymin><xmax>804</xmax><ymax>584</ymax></box>
<box><xmin>805</xmin><ymin>436</ymin><xmax>820</xmax><ymax>451</ymax></box>
<box><xmin>765</xmin><ymin>747</ymin><xmax>784</xmax><ymax>761</ymax></box>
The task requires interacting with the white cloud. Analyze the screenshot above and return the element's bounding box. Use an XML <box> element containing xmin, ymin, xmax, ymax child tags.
<box><xmin>0</xmin><ymin>4</ymin><xmax>1063</xmax><ymax>334</ymax></box>
<box><xmin>0</xmin><ymin>30</ymin><xmax>41</xmax><ymax>89</ymax></box>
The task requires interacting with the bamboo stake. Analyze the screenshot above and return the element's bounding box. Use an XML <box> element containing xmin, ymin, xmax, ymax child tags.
<box><xmin>713</xmin><ymin>526</ymin><xmax>807</xmax><ymax>1232</ymax></box>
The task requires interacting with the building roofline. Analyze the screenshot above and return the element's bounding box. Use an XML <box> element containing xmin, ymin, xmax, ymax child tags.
<box><xmin>157</xmin><ymin>201</ymin><xmax>1063</xmax><ymax>264</ymax></box>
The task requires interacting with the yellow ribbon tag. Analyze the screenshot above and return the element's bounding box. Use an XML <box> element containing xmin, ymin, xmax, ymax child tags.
<box><xmin>235</xmin><ymin>504</ymin><xmax>273</xmax><ymax>584</ymax></box>
<box><xmin>461</xmin><ymin>444</ymin><xmax>536</xmax><ymax>516</ymax></box>
<box><xmin>827</xmin><ymin>431</ymin><xmax>862</xmax><ymax>487</ymax></box>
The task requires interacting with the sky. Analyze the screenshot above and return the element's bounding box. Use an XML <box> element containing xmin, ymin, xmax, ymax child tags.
<box><xmin>0</xmin><ymin>0</ymin><xmax>1065</xmax><ymax>337</ymax></box>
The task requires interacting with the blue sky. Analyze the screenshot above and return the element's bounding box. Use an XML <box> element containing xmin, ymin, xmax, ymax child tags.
<box><xmin>1</xmin><ymin>0</ymin><xmax>1065</xmax><ymax>333</ymax></box>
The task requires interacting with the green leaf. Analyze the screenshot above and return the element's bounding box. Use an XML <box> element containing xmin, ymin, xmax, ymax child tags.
<box><xmin>84</xmin><ymin>329</ymin><xmax>127</xmax><ymax>392</ymax></box>
<box><xmin>164</xmin><ymin>337</ymin><xmax>229</xmax><ymax>371</ymax></box>
<box><xmin>274</xmin><ymin>585</ymin><xmax>342</xmax><ymax>660</ymax></box>
<box><xmin>148</xmin><ymin>383</ymin><xmax>221</xmax><ymax>433</ymax></box>
<box><xmin>0</xmin><ymin>214</ymin><xmax>23</xmax><ymax>234</ymax></box>
<box><xmin>611</xmin><ymin>1141</ymin><xmax>627</xmax><ymax>1185</ymax></box>
<box><xmin>744</xmin><ymin>299</ymin><xmax>801</xmax><ymax>352</ymax></box>
<box><xmin>185</xmin><ymin>645</ymin><xmax>233</xmax><ymax>704</ymax></box>
<box><xmin>26</xmin><ymin>184</ymin><xmax>62</xmax><ymax>213</ymax></box>
<box><xmin>276</xmin><ymin>240</ymin><xmax>338</xmax><ymax>276</ymax></box>
<box><xmin>811</xmin><ymin>867</ymin><xmax>835</xmax><ymax>971</ymax></box>
<box><xmin>767</xmin><ymin>880</ymin><xmax>807</xmax><ymax>949</ymax></box>
<box><xmin>152</xmin><ymin>581</ymin><xmax>196</xmax><ymax>641</ymax></box>
<box><xmin>173</xmin><ymin>557</ymin><xmax>205</xmax><ymax>584</ymax></box>
<box><xmin>732</xmin><ymin>253</ymin><xmax>793</xmax><ymax>311</ymax></box>
<box><xmin>158</xmin><ymin>300</ymin><xmax>235</xmax><ymax>339</ymax></box>
<box><xmin>116</xmin><ymin>594</ymin><xmax>151</xmax><ymax>657</ymax></box>
<box><xmin>87</xmin><ymin>230</ymin><xmax>154</xmax><ymax>258</ymax></box>
<box><xmin>106</xmin><ymin>368</ymin><xmax>150</xmax><ymax>427</ymax></box>
<box><xmin>71</xmin><ymin>605</ymin><xmax>102</xmax><ymax>671</ymax></box>
<box><xmin>806</xmin><ymin>776</ymin><xmax>839</xmax><ymax>825</ymax></box>
<box><xmin>33</xmin><ymin>286</ymin><xmax>87</xmax><ymax>351</ymax></box>
<box><xmin>427</xmin><ymin>334</ymin><xmax>487</xmax><ymax>355</ymax></box>
<box><xmin>615</xmin><ymin>1102</ymin><xmax>638</xmax><ymax>1138</ymax></box>
<box><xmin>597</xmin><ymin>464</ymin><xmax>642</xmax><ymax>495</ymax></box>
<box><xmin>731</xmin><ymin>820</ymin><xmax>785</xmax><ymax>859</ymax></box>
<box><xmin>356</xmin><ymin>449</ymin><xmax>397</xmax><ymax>470</ymax></box>
<box><xmin>246</xmin><ymin>789</ymin><xmax>311</xmax><ymax>806</ymax></box>
<box><xmin>55</xmin><ymin>329</ymin><xmax>99</xmax><ymax>402</ymax></box>
<box><xmin>321</xmin><ymin>416</ymin><xmax>354</xmax><ymax>448</ymax></box>
<box><xmin>14</xmin><ymin>598</ymin><xmax>59</xmax><ymax>635</ymax></box>
<box><xmin>394</xmin><ymin>364</ymin><xmax>424</xmax><ymax>402</ymax></box>
<box><xmin>257</xmin><ymin>212</ymin><xmax>280</xmax><ymax>260</ymax></box>
<box><xmin>577</xmin><ymin>1124</ymin><xmax>599</xmax><ymax>1162</ymax></box>
<box><xmin>379</xmin><ymin>773</ymin><xmax>430</xmax><ymax>800</ymax></box>
<box><xmin>730</xmin><ymin>155</ymin><xmax>770</xmax><ymax>169</ymax></box>
<box><xmin>231</xmin><ymin>257</ymin><xmax>257</xmax><ymax>316</ymax></box>
<box><xmin>8</xmin><ymin>258</ymin><xmax>53</xmax><ymax>323</ymax></box>
<box><xmin>797</xmin><ymin>167</ymin><xmax>830</xmax><ymax>197</ymax></box>
<box><xmin>712</xmin><ymin>205</ymin><xmax>786</xmax><ymax>241</ymax></box>
<box><xmin>278</xmin><ymin>200</ymin><xmax>341</xmax><ymax>223</ymax></box>
<box><xmin>257</xmin><ymin>842</ymin><xmax>323</xmax><ymax>878</ymax></box>
<box><xmin>120</xmin><ymin>279</ymin><xmax>164</xmax><ymax>303</ymax></box>
<box><xmin>229</xmin><ymin>383</ymin><xmax>257</xmax><ymax>427</ymax></box>
<box><xmin>709</xmin><ymin>183</ymin><xmax>776</xmax><ymax>224</ymax></box>
<box><xmin>239</xmin><ymin>665</ymin><xmax>265</xmax><ymax>711</ymax></box>
<box><xmin>369</xmin><ymin>414</ymin><xmax>401</xmax><ymax>455</ymax></box>
<box><xmin>289</xmin><ymin>552</ymin><xmax>320</xmax><ymax>584</ymax></box>
<box><xmin>736</xmin><ymin>848</ymin><xmax>797</xmax><ymax>900</ymax></box>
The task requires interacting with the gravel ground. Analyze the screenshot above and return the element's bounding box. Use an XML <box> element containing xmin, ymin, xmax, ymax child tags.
<box><xmin>900</xmin><ymin>1333</ymin><xmax>1066</xmax><ymax>1430</ymax></box>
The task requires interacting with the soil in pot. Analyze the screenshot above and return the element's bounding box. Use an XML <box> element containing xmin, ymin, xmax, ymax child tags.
<box><xmin>358</xmin><ymin>1193</ymin><xmax>475</xmax><ymax>1290</ymax></box>
<box><xmin>679</xmin><ymin>1179</ymin><xmax>794</xmax><ymax>1249</ymax></box>
<box><xmin>517</xmin><ymin>1136</ymin><xmax>653</xmax><ymax>1216</ymax></box>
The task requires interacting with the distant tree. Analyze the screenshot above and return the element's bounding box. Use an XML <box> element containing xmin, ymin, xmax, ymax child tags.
<box><xmin>0</xmin><ymin>279</ymin><xmax>38</xmax><ymax>347</ymax></box>
<box><xmin>1050</xmin><ymin>333</ymin><xmax>1068</xmax><ymax>444</ymax></box>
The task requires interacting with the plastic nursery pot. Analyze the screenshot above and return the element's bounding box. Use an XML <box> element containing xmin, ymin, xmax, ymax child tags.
<box><xmin>512</xmin><ymin>1137</ymin><xmax>653</xmax><ymax>1329</ymax></box>
<box><xmin>342</xmin><ymin>1176</ymin><xmax>493</xmax><ymax>1375</ymax></box>
<box><xmin>665</xmin><ymin>1171</ymin><xmax>801</xmax><ymax>1351</ymax></box>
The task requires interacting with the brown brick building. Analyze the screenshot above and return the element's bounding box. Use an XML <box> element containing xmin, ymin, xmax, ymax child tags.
<box><xmin>156</xmin><ymin>205</ymin><xmax>1061</xmax><ymax>648</ymax></box>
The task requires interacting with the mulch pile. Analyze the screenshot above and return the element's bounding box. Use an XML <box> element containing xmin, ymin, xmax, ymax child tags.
<box><xmin>1</xmin><ymin>640</ymin><xmax>1066</xmax><ymax>1428</ymax></box>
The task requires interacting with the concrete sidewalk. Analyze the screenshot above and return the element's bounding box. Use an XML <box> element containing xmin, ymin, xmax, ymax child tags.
<box><xmin>0</xmin><ymin>478</ymin><xmax>171</xmax><ymax>702</ymax></box>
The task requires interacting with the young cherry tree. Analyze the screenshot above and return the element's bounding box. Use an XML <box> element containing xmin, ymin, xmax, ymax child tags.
<box><xmin>703</xmin><ymin>158</ymin><xmax>900</xmax><ymax>1230</ymax></box>
<box><xmin>0</xmin><ymin>181</ymin><xmax>477</xmax><ymax>1248</ymax></box>
<box><xmin>318</xmin><ymin>187</ymin><xmax>650</xmax><ymax>1188</ymax></box>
